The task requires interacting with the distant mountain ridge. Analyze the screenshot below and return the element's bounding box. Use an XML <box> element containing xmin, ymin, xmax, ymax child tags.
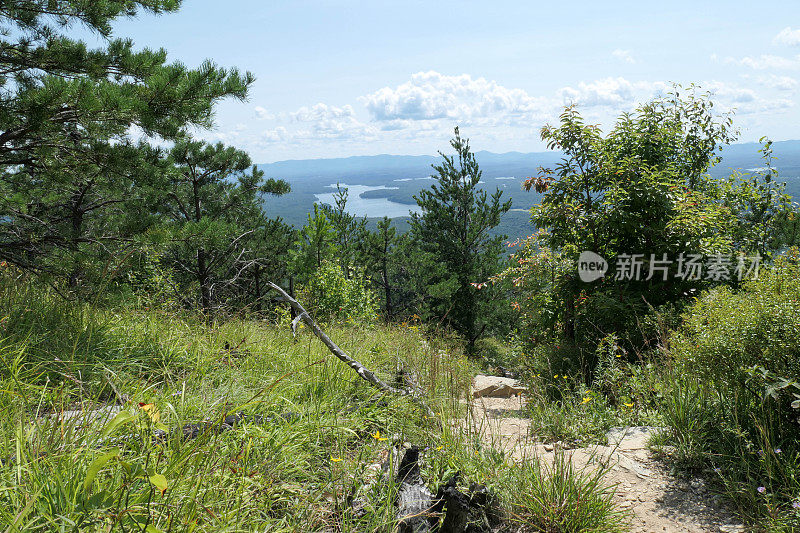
<box><xmin>257</xmin><ymin>150</ymin><xmax>562</xmax><ymax>180</ymax></box>
<box><xmin>258</xmin><ymin>140</ymin><xmax>800</xmax><ymax>180</ymax></box>
<box><xmin>259</xmin><ymin>140</ymin><xmax>800</xmax><ymax>241</ymax></box>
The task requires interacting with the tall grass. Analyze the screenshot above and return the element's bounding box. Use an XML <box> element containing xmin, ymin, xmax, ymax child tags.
<box><xmin>0</xmin><ymin>274</ymin><xmax>624</xmax><ymax>532</ymax></box>
<box><xmin>660</xmin><ymin>254</ymin><xmax>800</xmax><ymax>529</ymax></box>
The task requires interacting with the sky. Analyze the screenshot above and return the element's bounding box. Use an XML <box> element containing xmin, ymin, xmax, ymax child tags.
<box><xmin>102</xmin><ymin>0</ymin><xmax>800</xmax><ymax>162</ymax></box>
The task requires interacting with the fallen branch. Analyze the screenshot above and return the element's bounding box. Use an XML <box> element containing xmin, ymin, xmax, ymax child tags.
<box><xmin>267</xmin><ymin>282</ymin><xmax>435</xmax><ymax>418</ymax></box>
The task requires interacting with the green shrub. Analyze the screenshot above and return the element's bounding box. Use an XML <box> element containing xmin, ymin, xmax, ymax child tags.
<box><xmin>672</xmin><ymin>254</ymin><xmax>800</xmax><ymax>383</ymax></box>
<box><xmin>665</xmin><ymin>251</ymin><xmax>800</xmax><ymax>526</ymax></box>
<box><xmin>304</xmin><ymin>261</ymin><xmax>378</xmax><ymax>323</ymax></box>
<box><xmin>473</xmin><ymin>336</ymin><xmax>516</xmax><ymax>371</ymax></box>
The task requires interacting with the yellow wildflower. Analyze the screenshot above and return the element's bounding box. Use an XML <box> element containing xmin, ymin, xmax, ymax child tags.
<box><xmin>138</xmin><ymin>403</ymin><xmax>160</xmax><ymax>423</ymax></box>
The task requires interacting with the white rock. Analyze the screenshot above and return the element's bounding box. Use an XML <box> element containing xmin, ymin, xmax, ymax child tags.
<box><xmin>605</xmin><ymin>426</ymin><xmax>664</xmax><ymax>450</ymax></box>
<box><xmin>472</xmin><ymin>375</ymin><xmax>527</xmax><ymax>399</ymax></box>
<box><xmin>719</xmin><ymin>525</ymin><xmax>745</xmax><ymax>533</ymax></box>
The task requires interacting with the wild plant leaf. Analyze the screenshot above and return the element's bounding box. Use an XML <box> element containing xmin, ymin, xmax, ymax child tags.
<box><xmin>149</xmin><ymin>473</ymin><xmax>168</xmax><ymax>494</ymax></box>
<box><xmin>83</xmin><ymin>448</ymin><xmax>120</xmax><ymax>492</ymax></box>
<box><xmin>101</xmin><ymin>410</ymin><xmax>136</xmax><ymax>439</ymax></box>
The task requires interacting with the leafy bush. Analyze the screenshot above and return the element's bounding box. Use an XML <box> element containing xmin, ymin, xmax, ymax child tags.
<box><xmin>473</xmin><ymin>336</ymin><xmax>517</xmax><ymax>372</ymax></box>
<box><xmin>672</xmin><ymin>252</ymin><xmax>800</xmax><ymax>383</ymax></box>
<box><xmin>665</xmin><ymin>250</ymin><xmax>800</xmax><ymax>526</ymax></box>
<box><xmin>304</xmin><ymin>261</ymin><xmax>378</xmax><ymax>323</ymax></box>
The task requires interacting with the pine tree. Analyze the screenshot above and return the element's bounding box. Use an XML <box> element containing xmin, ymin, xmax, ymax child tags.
<box><xmin>362</xmin><ymin>217</ymin><xmax>398</xmax><ymax>320</ymax></box>
<box><xmin>410</xmin><ymin>127</ymin><xmax>511</xmax><ymax>351</ymax></box>
<box><xmin>319</xmin><ymin>184</ymin><xmax>367</xmax><ymax>278</ymax></box>
<box><xmin>291</xmin><ymin>204</ymin><xmax>338</xmax><ymax>283</ymax></box>
<box><xmin>158</xmin><ymin>140</ymin><xmax>289</xmax><ymax>313</ymax></box>
<box><xmin>0</xmin><ymin>1</ymin><xmax>254</xmax><ymax>277</ymax></box>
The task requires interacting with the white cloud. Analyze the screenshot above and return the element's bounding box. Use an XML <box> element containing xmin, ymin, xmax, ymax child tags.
<box><xmin>306</xmin><ymin>115</ymin><xmax>378</xmax><ymax>140</ymax></box>
<box><xmin>774</xmin><ymin>27</ymin><xmax>800</xmax><ymax>47</ymax></box>
<box><xmin>242</xmin><ymin>73</ymin><xmax>796</xmax><ymax>161</ymax></box>
<box><xmin>257</xmin><ymin>105</ymin><xmax>377</xmax><ymax>145</ymax></box>
<box><xmin>290</xmin><ymin>103</ymin><xmax>355</xmax><ymax>122</ymax></box>
<box><xmin>557</xmin><ymin>77</ymin><xmax>666</xmax><ymax>108</ymax></box>
<box><xmin>726</xmin><ymin>54</ymin><xmax>800</xmax><ymax>70</ymax></box>
<box><xmin>254</xmin><ymin>106</ymin><xmax>274</xmax><ymax>120</ymax></box>
<box><xmin>360</xmin><ymin>71</ymin><xmax>549</xmax><ymax>122</ymax></box>
<box><xmin>754</xmin><ymin>74</ymin><xmax>799</xmax><ymax>91</ymax></box>
<box><xmin>260</xmin><ymin>127</ymin><xmax>290</xmax><ymax>143</ymax></box>
<box><xmin>612</xmin><ymin>49</ymin><xmax>636</xmax><ymax>64</ymax></box>
<box><xmin>704</xmin><ymin>80</ymin><xmax>793</xmax><ymax>114</ymax></box>
<box><xmin>704</xmin><ymin>81</ymin><xmax>756</xmax><ymax>102</ymax></box>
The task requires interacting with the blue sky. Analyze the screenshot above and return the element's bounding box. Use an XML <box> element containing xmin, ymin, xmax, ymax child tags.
<box><xmin>106</xmin><ymin>0</ymin><xmax>800</xmax><ymax>162</ymax></box>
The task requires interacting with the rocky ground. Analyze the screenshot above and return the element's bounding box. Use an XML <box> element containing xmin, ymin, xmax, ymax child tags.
<box><xmin>466</xmin><ymin>375</ymin><xmax>746</xmax><ymax>533</ymax></box>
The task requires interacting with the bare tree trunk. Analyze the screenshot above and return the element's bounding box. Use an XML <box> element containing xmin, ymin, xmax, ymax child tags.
<box><xmin>197</xmin><ymin>249</ymin><xmax>211</xmax><ymax>313</ymax></box>
<box><xmin>288</xmin><ymin>276</ymin><xmax>296</xmax><ymax>320</ymax></box>
<box><xmin>253</xmin><ymin>263</ymin><xmax>261</xmax><ymax>312</ymax></box>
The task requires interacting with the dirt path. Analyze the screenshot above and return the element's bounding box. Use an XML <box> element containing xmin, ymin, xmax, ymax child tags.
<box><xmin>466</xmin><ymin>376</ymin><xmax>746</xmax><ymax>533</ymax></box>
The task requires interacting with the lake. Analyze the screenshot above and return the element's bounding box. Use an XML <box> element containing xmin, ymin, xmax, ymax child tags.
<box><xmin>314</xmin><ymin>183</ymin><xmax>422</xmax><ymax>219</ymax></box>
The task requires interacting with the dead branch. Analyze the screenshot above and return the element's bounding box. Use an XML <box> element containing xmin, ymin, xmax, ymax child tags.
<box><xmin>267</xmin><ymin>281</ymin><xmax>435</xmax><ymax>418</ymax></box>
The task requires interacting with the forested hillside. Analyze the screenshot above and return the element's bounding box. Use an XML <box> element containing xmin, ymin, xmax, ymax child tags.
<box><xmin>260</xmin><ymin>141</ymin><xmax>800</xmax><ymax>241</ymax></box>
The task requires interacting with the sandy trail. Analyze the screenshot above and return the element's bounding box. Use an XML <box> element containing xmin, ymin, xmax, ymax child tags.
<box><xmin>465</xmin><ymin>377</ymin><xmax>745</xmax><ymax>533</ymax></box>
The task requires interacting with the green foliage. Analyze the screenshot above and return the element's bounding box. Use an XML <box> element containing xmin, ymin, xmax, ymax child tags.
<box><xmin>0</xmin><ymin>1</ymin><xmax>253</xmax><ymax>281</ymax></box>
<box><xmin>360</xmin><ymin>217</ymin><xmax>400</xmax><ymax>320</ymax></box>
<box><xmin>472</xmin><ymin>337</ymin><xmax>516</xmax><ymax>372</ymax></box>
<box><xmin>319</xmin><ymin>184</ymin><xmax>368</xmax><ymax>277</ymax></box>
<box><xmin>409</xmin><ymin>127</ymin><xmax>511</xmax><ymax>349</ymax></box>
<box><xmin>304</xmin><ymin>261</ymin><xmax>377</xmax><ymax>323</ymax></box>
<box><xmin>720</xmin><ymin>139</ymin><xmax>795</xmax><ymax>256</ymax></box>
<box><xmin>500</xmin><ymin>89</ymin><xmax>793</xmax><ymax>384</ymax></box>
<box><xmin>522</xmin><ymin>356</ymin><xmax>662</xmax><ymax>446</ymax></box>
<box><xmin>157</xmin><ymin>140</ymin><xmax>289</xmax><ymax>313</ymax></box>
<box><xmin>671</xmin><ymin>251</ymin><xmax>800</xmax><ymax>383</ymax></box>
<box><xmin>291</xmin><ymin>204</ymin><xmax>338</xmax><ymax>283</ymax></box>
<box><xmin>0</xmin><ymin>275</ymin><xmax>628</xmax><ymax>533</ymax></box>
<box><xmin>500</xmin><ymin>451</ymin><xmax>626</xmax><ymax>532</ymax></box>
<box><xmin>663</xmin><ymin>253</ymin><xmax>800</xmax><ymax>526</ymax></box>
<box><xmin>520</xmin><ymin>89</ymin><xmax>742</xmax><ymax>348</ymax></box>
<box><xmin>528</xmin><ymin>89</ymin><xmax>738</xmax><ymax>261</ymax></box>
<box><xmin>0</xmin><ymin>275</ymin><xmax>471</xmax><ymax>531</ymax></box>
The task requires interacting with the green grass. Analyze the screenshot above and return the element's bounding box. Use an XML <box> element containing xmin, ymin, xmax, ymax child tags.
<box><xmin>0</xmin><ymin>277</ymin><xmax>625</xmax><ymax>532</ymax></box>
<box><xmin>500</xmin><ymin>451</ymin><xmax>626</xmax><ymax>533</ymax></box>
<box><xmin>657</xmin><ymin>255</ymin><xmax>800</xmax><ymax>529</ymax></box>
<box><xmin>516</xmin><ymin>355</ymin><xmax>664</xmax><ymax>448</ymax></box>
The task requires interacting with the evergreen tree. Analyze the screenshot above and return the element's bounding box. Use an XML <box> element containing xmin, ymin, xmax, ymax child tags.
<box><xmin>158</xmin><ymin>140</ymin><xmax>289</xmax><ymax>313</ymax></box>
<box><xmin>319</xmin><ymin>184</ymin><xmax>367</xmax><ymax>278</ymax></box>
<box><xmin>241</xmin><ymin>217</ymin><xmax>296</xmax><ymax>312</ymax></box>
<box><xmin>362</xmin><ymin>217</ymin><xmax>398</xmax><ymax>320</ymax></box>
<box><xmin>291</xmin><ymin>204</ymin><xmax>338</xmax><ymax>284</ymax></box>
<box><xmin>410</xmin><ymin>127</ymin><xmax>511</xmax><ymax>351</ymax></box>
<box><xmin>0</xmin><ymin>0</ymin><xmax>253</xmax><ymax>278</ymax></box>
